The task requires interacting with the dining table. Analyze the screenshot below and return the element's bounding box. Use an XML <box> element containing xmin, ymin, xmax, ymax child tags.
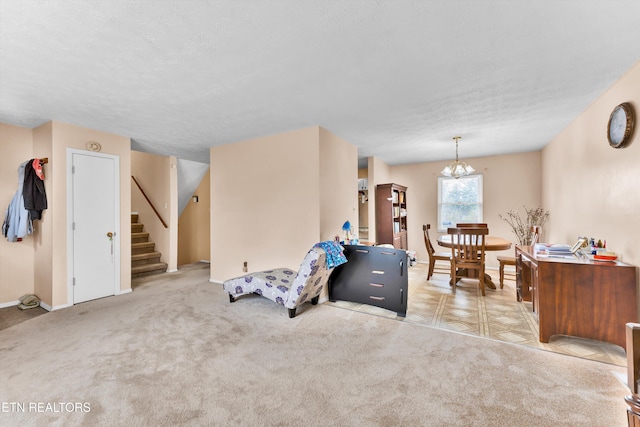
<box><xmin>437</xmin><ymin>235</ymin><xmax>512</xmax><ymax>290</ymax></box>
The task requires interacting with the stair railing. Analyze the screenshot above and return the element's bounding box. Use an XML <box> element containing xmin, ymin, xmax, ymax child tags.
<box><xmin>131</xmin><ymin>176</ymin><xmax>168</xmax><ymax>229</ymax></box>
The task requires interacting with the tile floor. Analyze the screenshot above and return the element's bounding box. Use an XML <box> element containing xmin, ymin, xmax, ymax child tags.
<box><xmin>327</xmin><ymin>262</ymin><xmax>627</xmax><ymax>366</ymax></box>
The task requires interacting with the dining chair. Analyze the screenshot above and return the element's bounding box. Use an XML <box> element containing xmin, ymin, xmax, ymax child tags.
<box><xmin>423</xmin><ymin>224</ymin><xmax>452</xmax><ymax>280</ymax></box>
<box><xmin>497</xmin><ymin>226</ymin><xmax>542</xmax><ymax>288</ymax></box>
<box><xmin>456</xmin><ymin>223</ymin><xmax>488</xmax><ymax>228</ymax></box>
<box><xmin>447</xmin><ymin>226</ymin><xmax>489</xmax><ymax>296</ymax></box>
<box><xmin>457</xmin><ymin>223</ymin><xmax>488</xmax><ymax>262</ymax></box>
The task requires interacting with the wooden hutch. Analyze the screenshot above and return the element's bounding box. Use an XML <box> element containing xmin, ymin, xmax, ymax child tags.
<box><xmin>375</xmin><ymin>183</ymin><xmax>408</xmax><ymax>250</ymax></box>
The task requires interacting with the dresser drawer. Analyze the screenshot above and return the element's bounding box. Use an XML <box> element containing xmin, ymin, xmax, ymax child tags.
<box><xmin>329</xmin><ymin>245</ymin><xmax>408</xmax><ymax>316</ymax></box>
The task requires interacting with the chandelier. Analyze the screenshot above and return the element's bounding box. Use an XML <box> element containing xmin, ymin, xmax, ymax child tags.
<box><xmin>441</xmin><ymin>136</ymin><xmax>475</xmax><ymax>179</ymax></box>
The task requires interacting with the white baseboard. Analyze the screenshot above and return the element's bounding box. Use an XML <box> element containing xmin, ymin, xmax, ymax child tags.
<box><xmin>0</xmin><ymin>300</ymin><xmax>20</xmax><ymax>309</ymax></box>
<box><xmin>209</xmin><ymin>278</ymin><xmax>224</xmax><ymax>285</ymax></box>
<box><xmin>43</xmin><ymin>301</ymin><xmax>72</xmax><ymax>311</ymax></box>
<box><xmin>46</xmin><ymin>290</ymin><xmax>132</xmax><ymax>311</ymax></box>
<box><xmin>166</xmin><ymin>269</ymin><xmax>178</xmax><ymax>273</ymax></box>
<box><xmin>199</xmin><ymin>260</ymin><xmax>211</xmax><ymax>264</ymax></box>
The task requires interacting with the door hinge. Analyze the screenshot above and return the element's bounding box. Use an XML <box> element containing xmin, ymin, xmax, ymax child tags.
<box><xmin>73</xmin><ymin>277</ymin><xmax>76</xmax><ymax>286</ymax></box>
<box><xmin>72</xmin><ymin>222</ymin><xmax>75</xmax><ymax>230</ymax></box>
<box><xmin>72</xmin><ymin>165</ymin><xmax>75</xmax><ymax>174</ymax></box>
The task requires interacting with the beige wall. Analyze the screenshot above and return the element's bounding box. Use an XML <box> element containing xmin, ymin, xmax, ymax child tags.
<box><xmin>178</xmin><ymin>168</ymin><xmax>211</xmax><ymax>266</ymax></box>
<box><xmin>319</xmin><ymin>127</ymin><xmax>359</xmax><ymax>242</ymax></box>
<box><xmin>542</xmin><ymin>60</ymin><xmax>640</xmax><ymax>269</ymax></box>
<box><xmin>0</xmin><ymin>124</ymin><xmax>36</xmax><ymax>305</ymax></box>
<box><xmin>210</xmin><ymin>126</ymin><xmax>356</xmax><ymax>284</ymax></box>
<box><xmin>210</xmin><ymin>127</ymin><xmax>321</xmax><ymax>282</ymax></box>
<box><xmin>131</xmin><ymin>151</ymin><xmax>177</xmax><ymax>271</ymax></box>
<box><xmin>0</xmin><ymin>121</ymin><xmax>132</xmax><ymax>308</ymax></box>
<box><xmin>389</xmin><ymin>151</ymin><xmax>542</xmax><ymax>268</ymax></box>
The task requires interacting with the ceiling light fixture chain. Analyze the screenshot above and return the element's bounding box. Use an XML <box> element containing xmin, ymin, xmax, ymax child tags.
<box><xmin>441</xmin><ymin>136</ymin><xmax>475</xmax><ymax>179</ymax></box>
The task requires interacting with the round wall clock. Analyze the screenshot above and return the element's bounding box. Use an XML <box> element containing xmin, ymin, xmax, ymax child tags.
<box><xmin>607</xmin><ymin>102</ymin><xmax>634</xmax><ymax>148</ymax></box>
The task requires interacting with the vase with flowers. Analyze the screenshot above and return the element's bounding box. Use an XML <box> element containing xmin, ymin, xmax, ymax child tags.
<box><xmin>499</xmin><ymin>206</ymin><xmax>549</xmax><ymax>246</ymax></box>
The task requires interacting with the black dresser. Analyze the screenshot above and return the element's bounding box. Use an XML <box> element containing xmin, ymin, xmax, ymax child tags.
<box><xmin>329</xmin><ymin>245</ymin><xmax>408</xmax><ymax>317</ymax></box>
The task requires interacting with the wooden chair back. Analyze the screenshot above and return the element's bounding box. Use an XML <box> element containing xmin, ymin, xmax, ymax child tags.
<box><xmin>423</xmin><ymin>224</ymin><xmax>452</xmax><ymax>280</ymax></box>
<box><xmin>456</xmin><ymin>223</ymin><xmax>488</xmax><ymax>228</ymax></box>
<box><xmin>423</xmin><ymin>224</ymin><xmax>436</xmax><ymax>255</ymax></box>
<box><xmin>448</xmin><ymin>227</ymin><xmax>489</xmax><ymax>265</ymax></box>
<box><xmin>447</xmin><ymin>226</ymin><xmax>489</xmax><ymax>295</ymax></box>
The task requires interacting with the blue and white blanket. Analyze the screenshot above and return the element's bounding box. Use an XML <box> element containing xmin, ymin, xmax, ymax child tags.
<box><xmin>314</xmin><ymin>241</ymin><xmax>347</xmax><ymax>268</ymax></box>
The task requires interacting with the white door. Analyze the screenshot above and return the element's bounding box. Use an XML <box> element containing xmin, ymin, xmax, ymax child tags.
<box><xmin>69</xmin><ymin>150</ymin><xmax>120</xmax><ymax>304</ymax></box>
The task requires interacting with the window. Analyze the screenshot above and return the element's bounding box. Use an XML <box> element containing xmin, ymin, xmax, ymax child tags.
<box><xmin>437</xmin><ymin>175</ymin><xmax>483</xmax><ymax>232</ymax></box>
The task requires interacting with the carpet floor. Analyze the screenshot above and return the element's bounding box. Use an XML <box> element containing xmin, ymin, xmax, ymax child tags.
<box><xmin>0</xmin><ymin>262</ymin><xmax>630</xmax><ymax>426</ymax></box>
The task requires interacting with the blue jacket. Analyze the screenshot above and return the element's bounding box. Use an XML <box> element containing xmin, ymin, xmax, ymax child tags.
<box><xmin>2</xmin><ymin>161</ymin><xmax>32</xmax><ymax>242</ymax></box>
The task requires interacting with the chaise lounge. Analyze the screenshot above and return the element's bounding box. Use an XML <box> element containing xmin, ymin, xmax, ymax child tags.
<box><xmin>222</xmin><ymin>242</ymin><xmax>346</xmax><ymax>318</ymax></box>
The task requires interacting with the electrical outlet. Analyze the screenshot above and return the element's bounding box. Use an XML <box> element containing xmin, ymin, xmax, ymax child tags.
<box><xmin>243</xmin><ymin>261</ymin><xmax>248</xmax><ymax>272</ymax></box>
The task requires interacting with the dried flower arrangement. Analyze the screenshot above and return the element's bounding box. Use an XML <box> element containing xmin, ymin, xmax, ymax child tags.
<box><xmin>499</xmin><ymin>206</ymin><xmax>550</xmax><ymax>245</ymax></box>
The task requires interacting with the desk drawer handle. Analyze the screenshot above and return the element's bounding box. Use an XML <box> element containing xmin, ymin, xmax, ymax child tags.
<box><xmin>371</xmin><ymin>270</ymin><xmax>385</xmax><ymax>275</ymax></box>
<box><xmin>369</xmin><ymin>296</ymin><xmax>385</xmax><ymax>301</ymax></box>
<box><xmin>369</xmin><ymin>283</ymin><xmax>384</xmax><ymax>288</ymax></box>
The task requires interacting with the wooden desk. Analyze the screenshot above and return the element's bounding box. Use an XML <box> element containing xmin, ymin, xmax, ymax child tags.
<box><xmin>438</xmin><ymin>235</ymin><xmax>512</xmax><ymax>289</ymax></box>
<box><xmin>516</xmin><ymin>245</ymin><xmax>638</xmax><ymax>348</ymax></box>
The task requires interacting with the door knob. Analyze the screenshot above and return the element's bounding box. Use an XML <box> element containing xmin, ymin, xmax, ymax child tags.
<box><xmin>107</xmin><ymin>232</ymin><xmax>113</xmax><ymax>238</ymax></box>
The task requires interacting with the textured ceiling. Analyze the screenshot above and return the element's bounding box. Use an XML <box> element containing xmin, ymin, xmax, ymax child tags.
<box><xmin>1</xmin><ymin>0</ymin><xmax>640</xmax><ymax>166</ymax></box>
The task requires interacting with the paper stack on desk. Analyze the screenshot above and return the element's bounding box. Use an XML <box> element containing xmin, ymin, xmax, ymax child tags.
<box><xmin>535</xmin><ymin>243</ymin><xmax>573</xmax><ymax>254</ymax></box>
<box><xmin>535</xmin><ymin>238</ymin><xmax>586</xmax><ymax>258</ymax></box>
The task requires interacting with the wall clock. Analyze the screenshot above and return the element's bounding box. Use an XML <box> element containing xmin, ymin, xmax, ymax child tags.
<box><xmin>607</xmin><ymin>102</ymin><xmax>634</xmax><ymax>148</ymax></box>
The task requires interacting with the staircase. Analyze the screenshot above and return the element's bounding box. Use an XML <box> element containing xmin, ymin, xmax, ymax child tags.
<box><xmin>131</xmin><ymin>213</ymin><xmax>168</xmax><ymax>278</ymax></box>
